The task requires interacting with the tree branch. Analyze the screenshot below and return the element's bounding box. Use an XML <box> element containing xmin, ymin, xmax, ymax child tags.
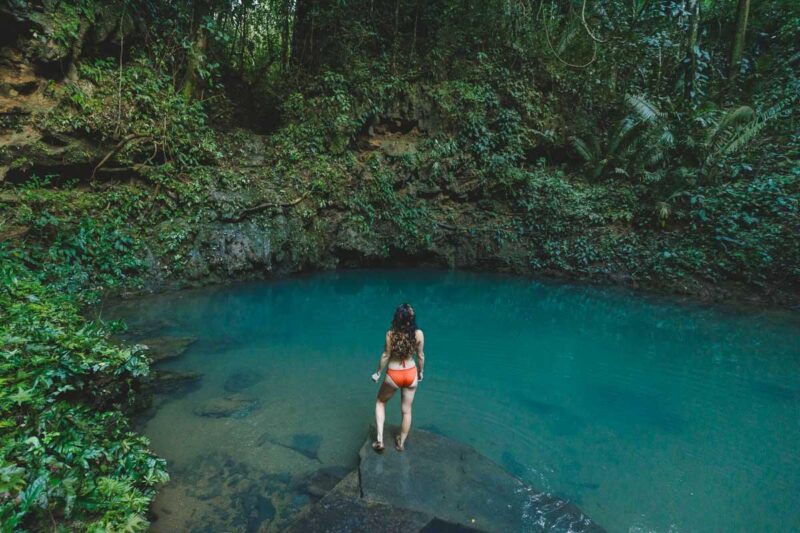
<box><xmin>224</xmin><ymin>191</ymin><xmax>311</xmax><ymax>222</ymax></box>
<box><xmin>91</xmin><ymin>134</ymin><xmax>150</xmax><ymax>180</ymax></box>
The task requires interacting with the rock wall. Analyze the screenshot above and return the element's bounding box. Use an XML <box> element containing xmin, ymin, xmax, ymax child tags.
<box><xmin>0</xmin><ymin>0</ymin><xmax>132</xmax><ymax>181</ymax></box>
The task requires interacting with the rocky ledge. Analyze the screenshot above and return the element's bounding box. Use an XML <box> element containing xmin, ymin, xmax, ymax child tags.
<box><xmin>287</xmin><ymin>428</ymin><xmax>604</xmax><ymax>532</ymax></box>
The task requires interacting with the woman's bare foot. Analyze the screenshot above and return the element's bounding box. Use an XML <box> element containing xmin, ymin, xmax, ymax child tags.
<box><xmin>394</xmin><ymin>435</ymin><xmax>405</xmax><ymax>452</ymax></box>
<box><xmin>372</xmin><ymin>440</ymin><xmax>385</xmax><ymax>453</ymax></box>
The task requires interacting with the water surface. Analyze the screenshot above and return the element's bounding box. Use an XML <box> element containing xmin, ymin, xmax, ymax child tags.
<box><xmin>107</xmin><ymin>270</ymin><xmax>800</xmax><ymax>532</ymax></box>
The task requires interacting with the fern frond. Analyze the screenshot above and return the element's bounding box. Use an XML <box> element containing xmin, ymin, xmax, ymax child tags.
<box><xmin>658</xmin><ymin>128</ymin><xmax>674</xmax><ymax>147</ymax></box>
<box><xmin>703</xmin><ymin>112</ymin><xmax>768</xmax><ymax>169</ymax></box>
<box><xmin>115</xmin><ymin>514</ymin><xmax>149</xmax><ymax>533</ymax></box>
<box><xmin>556</xmin><ymin>18</ymin><xmax>580</xmax><ymax>55</ymax></box>
<box><xmin>704</xmin><ymin>106</ymin><xmax>755</xmax><ymax>147</ymax></box>
<box><xmin>647</xmin><ymin>150</ymin><xmax>666</xmax><ymax>167</ymax></box>
<box><xmin>719</xmin><ymin>118</ymin><xmax>767</xmax><ymax>157</ymax></box>
<box><xmin>625</xmin><ymin>94</ymin><xmax>662</xmax><ymax>123</ymax></box>
<box><xmin>609</xmin><ymin>118</ymin><xmax>649</xmax><ymax>157</ymax></box>
<box><xmin>590</xmin><ymin>132</ymin><xmax>602</xmax><ymax>157</ymax></box>
<box><xmin>570</xmin><ymin>136</ymin><xmax>595</xmax><ymax>163</ymax></box>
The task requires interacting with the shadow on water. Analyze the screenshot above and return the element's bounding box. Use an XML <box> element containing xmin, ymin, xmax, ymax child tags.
<box><xmin>257</xmin><ymin>433</ymin><xmax>324</xmax><ymax>463</ymax></box>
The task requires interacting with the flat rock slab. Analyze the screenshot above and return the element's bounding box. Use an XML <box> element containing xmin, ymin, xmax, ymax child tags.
<box><xmin>286</xmin><ymin>472</ymin><xmax>432</xmax><ymax>533</ymax></box>
<box><xmin>152</xmin><ymin>370</ymin><xmax>203</xmax><ymax>394</ymax></box>
<box><xmin>136</xmin><ymin>336</ymin><xmax>196</xmax><ymax>363</ymax></box>
<box><xmin>359</xmin><ymin>429</ymin><xmax>603</xmax><ymax>533</ymax></box>
<box><xmin>194</xmin><ymin>393</ymin><xmax>260</xmax><ymax>418</ymax></box>
<box><xmin>287</xmin><ymin>428</ymin><xmax>604</xmax><ymax>532</ymax></box>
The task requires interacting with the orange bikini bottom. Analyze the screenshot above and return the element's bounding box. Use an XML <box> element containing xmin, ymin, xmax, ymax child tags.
<box><xmin>386</xmin><ymin>366</ymin><xmax>417</xmax><ymax>388</ymax></box>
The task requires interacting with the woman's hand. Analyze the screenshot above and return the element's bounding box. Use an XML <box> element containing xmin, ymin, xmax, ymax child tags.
<box><xmin>371</xmin><ymin>372</ymin><xmax>381</xmax><ymax>383</ymax></box>
<box><xmin>418</xmin><ymin>372</ymin><xmax>424</xmax><ymax>382</ymax></box>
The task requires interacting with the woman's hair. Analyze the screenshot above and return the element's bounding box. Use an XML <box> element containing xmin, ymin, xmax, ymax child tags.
<box><xmin>390</xmin><ymin>303</ymin><xmax>417</xmax><ymax>358</ymax></box>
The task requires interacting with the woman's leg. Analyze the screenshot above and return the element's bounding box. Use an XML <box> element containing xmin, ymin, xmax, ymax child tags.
<box><xmin>375</xmin><ymin>377</ymin><xmax>397</xmax><ymax>447</ymax></box>
<box><xmin>397</xmin><ymin>382</ymin><xmax>417</xmax><ymax>449</ymax></box>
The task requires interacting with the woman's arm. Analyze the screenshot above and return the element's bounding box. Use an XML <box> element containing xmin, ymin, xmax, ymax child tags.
<box><xmin>371</xmin><ymin>331</ymin><xmax>392</xmax><ymax>382</ymax></box>
<box><xmin>416</xmin><ymin>329</ymin><xmax>425</xmax><ymax>381</ymax></box>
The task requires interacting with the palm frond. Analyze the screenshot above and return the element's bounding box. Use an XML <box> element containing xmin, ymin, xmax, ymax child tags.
<box><xmin>704</xmin><ymin>106</ymin><xmax>755</xmax><ymax>147</ymax></box>
<box><xmin>657</xmin><ymin>128</ymin><xmax>674</xmax><ymax>147</ymax></box>
<box><xmin>611</xmin><ymin>167</ymin><xmax>629</xmax><ymax>176</ymax></box>
<box><xmin>703</xmin><ymin>109</ymin><xmax>768</xmax><ymax>169</ymax></box>
<box><xmin>556</xmin><ymin>18</ymin><xmax>581</xmax><ymax>55</ymax></box>
<box><xmin>647</xmin><ymin>149</ymin><xmax>666</xmax><ymax>167</ymax></box>
<box><xmin>609</xmin><ymin>118</ymin><xmax>649</xmax><ymax>157</ymax></box>
<box><xmin>570</xmin><ymin>136</ymin><xmax>596</xmax><ymax>163</ymax></box>
<box><xmin>625</xmin><ymin>94</ymin><xmax>663</xmax><ymax>123</ymax></box>
<box><xmin>719</xmin><ymin>118</ymin><xmax>767</xmax><ymax>157</ymax></box>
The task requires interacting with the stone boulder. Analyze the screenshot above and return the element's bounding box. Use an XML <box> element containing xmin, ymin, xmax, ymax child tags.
<box><xmin>302</xmin><ymin>465</ymin><xmax>351</xmax><ymax>500</ymax></box>
<box><xmin>286</xmin><ymin>428</ymin><xmax>605</xmax><ymax>533</ymax></box>
<box><xmin>136</xmin><ymin>336</ymin><xmax>196</xmax><ymax>364</ymax></box>
<box><xmin>151</xmin><ymin>370</ymin><xmax>203</xmax><ymax>395</ymax></box>
<box><xmin>194</xmin><ymin>393</ymin><xmax>260</xmax><ymax>418</ymax></box>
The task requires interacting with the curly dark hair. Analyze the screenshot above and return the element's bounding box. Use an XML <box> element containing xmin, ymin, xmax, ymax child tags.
<box><xmin>390</xmin><ymin>303</ymin><xmax>417</xmax><ymax>359</ymax></box>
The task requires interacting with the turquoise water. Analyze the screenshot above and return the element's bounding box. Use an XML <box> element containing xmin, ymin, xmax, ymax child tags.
<box><xmin>107</xmin><ymin>270</ymin><xmax>800</xmax><ymax>532</ymax></box>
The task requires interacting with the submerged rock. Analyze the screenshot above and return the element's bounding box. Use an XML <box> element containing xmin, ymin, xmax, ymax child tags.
<box><xmin>223</xmin><ymin>369</ymin><xmax>265</xmax><ymax>392</ymax></box>
<box><xmin>137</xmin><ymin>336</ymin><xmax>196</xmax><ymax>363</ymax></box>
<box><xmin>194</xmin><ymin>393</ymin><xmax>260</xmax><ymax>418</ymax></box>
<box><xmin>303</xmin><ymin>465</ymin><xmax>351</xmax><ymax>499</ymax></box>
<box><xmin>120</xmin><ymin>319</ymin><xmax>175</xmax><ymax>340</ymax></box>
<box><xmin>358</xmin><ymin>429</ymin><xmax>603</xmax><ymax>532</ymax></box>
<box><xmin>286</xmin><ymin>428</ymin><xmax>605</xmax><ymax>533</ymax></box>
<box><xmin>286</xmin><ymin>471</ymin><xmax>432</xmax><ymax>533</ymax></box>
<box><xmin>152</xmin><ymin>370</ymin><xmax>203</xmax><ymax>395</ymax></box>
<box><xmin>150</xmin><ymin>450</ymin><xmax>291</xmax><ymax>532</ymax></box>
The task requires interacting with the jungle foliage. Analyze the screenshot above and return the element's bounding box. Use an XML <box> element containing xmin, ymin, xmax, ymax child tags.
<box><xmin>0</xmin><ymin>250</ymin><xmax>167</xmax><ymax>532</ymax></box>
<box><xmin>1</xmin><ymin>0</ymin><xmax>799</xmax><ymax>530</ymax></box>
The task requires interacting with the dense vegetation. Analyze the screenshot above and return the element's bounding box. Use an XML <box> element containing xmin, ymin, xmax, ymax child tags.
<box><xmin>0</xmin><ymin>0</ymin><xmax>798</xmax><ymax>529</ymax></box>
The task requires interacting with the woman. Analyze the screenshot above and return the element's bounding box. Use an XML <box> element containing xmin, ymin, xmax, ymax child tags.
<box><xmin>371</xmin><ymin>303</ymin><xmax>425</xmax><ymax>452</ymax></box>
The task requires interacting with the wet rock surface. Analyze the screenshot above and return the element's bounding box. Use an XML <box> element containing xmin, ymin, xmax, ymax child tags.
<box><xmin>287</xmin><ymin>428</ymin><xmax>605</xmax><ymax>533</ymax></box>
<box><xmin>119</xmin><ymin>319</ymin><xmax>175</xmax><ymax>340</ymax></box>
<box><xmin>194</xmin><ymin>393</ymin><xmax>260</xmax><ymax>418</ymax></box>
<box><xmin>152</xmin><ymin>370</ymin><xmax>203</xmax><ymax>395</ymax></box>
<box><xmin>136</xmin><ymin>336</ymin><xmax>196</xmax><ymax>364</ymax></box>
<box><xmin>286</xmin><ymin>471</ymin><xmax>433</xmax><ymax>533</ymax></box>
<box><xmin>302</xmin><ymin>465</ymin><xmax>350</xmax><ymax>500</ymax></box>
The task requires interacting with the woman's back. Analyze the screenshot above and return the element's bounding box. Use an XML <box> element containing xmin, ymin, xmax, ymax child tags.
<box><xmin>372</xmin><ymin>303</ymin><xmax>426</xmax><ymax>452</ymax></box>
<box><xmin>388</xmin><ymin>329</ymin><xmax>421</xmax><ymax>368</ymax></box>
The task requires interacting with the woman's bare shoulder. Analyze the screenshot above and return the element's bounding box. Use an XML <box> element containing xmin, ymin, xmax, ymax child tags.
<box><xmin>415</xmin><ymin>329</ymin><xmax>424</xmax><ymax>340</ymax></box>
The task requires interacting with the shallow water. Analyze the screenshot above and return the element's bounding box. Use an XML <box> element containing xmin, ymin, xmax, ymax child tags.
<box><xmin>106</xmin><ymin>269</ymin><xmax>800</xmax><ymax>532</ymax></box>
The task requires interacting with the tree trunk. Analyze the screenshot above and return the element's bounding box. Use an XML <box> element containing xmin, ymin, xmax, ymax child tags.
<box><xmin>281</xmin><ymin>0</ymin><xmax>292</xmax><ymax>72</ymax></box>
<box><xmin>729</xmin><ymin>0</ymin><xmax>750</xmax><ymax>79</ymax></box>
<box><xmin>291</xmin><ymin>0</ymin><xmax>313</xmax><ymax>67</ymax></box>
<box><xmin>291</xmin><ymin>0</ymin><xmax>335</xmax><ymax>70</ymax></box>
<box><xmin>240</xmin><ymin>0</ymin><xmax>250</xmax><ymax>74</ymax></box>
<box><xmin>181</xmin><ymin>0</ymin><xmax>210</xmax><ymax>100</ymax></box>
<box><xmin>684</xmin><ymin>0</ymin><xmax>700</xmax><ymax>100</ymax></box>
